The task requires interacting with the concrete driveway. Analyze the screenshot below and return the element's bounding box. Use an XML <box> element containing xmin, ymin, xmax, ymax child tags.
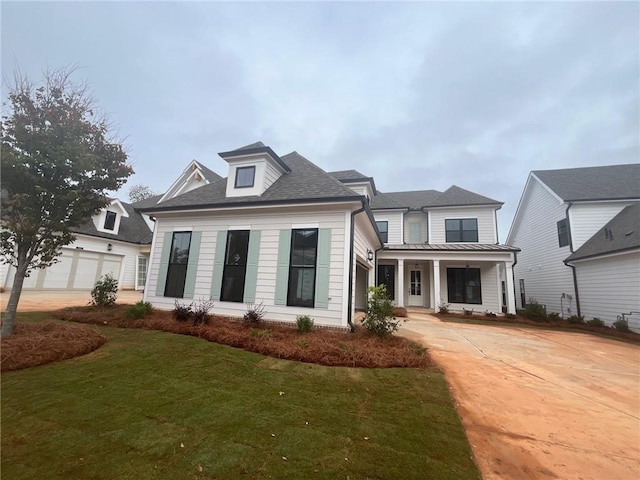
<box><xmin>1</xmin><ymin>289</ymin><xmax>143</xmax><ymax>312</ymax></box>
<box><xmin>399</xmin><ymin>310</ymin><xmax>640</xmax><ymax>480</ymax></box>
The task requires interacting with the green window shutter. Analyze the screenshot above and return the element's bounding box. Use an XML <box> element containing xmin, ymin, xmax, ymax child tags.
<box><xmin>183</xmin><ymin>231</ymin><xmax>201</xmax><ymax>299</ymax></box>
<box><xmin>274</xmin><ymin>230</ymin><xmax>291</xmax><ymax>305</ymax></box>
<box><xmin>409</xmin><ymin>222</ymin><xmax>421</xmax><ymax>243</ymax></box>
<box><xmin>210</xmin><ymin>230</ymin><xmax>227</xmax><ymax>301</ymax></box>
<box><xmin>155</xmin><ymin>232</ymin><xmax>173</xmax><ymax>296</ymax></box>
<box><xmin>243</xmin><ymin>230</ymin><xmax>261</xmax><ymax>303</ymax></box>
<box><xmin>314</xmin><ymin>228</ymin><xmax>332</xmax><ymax>309</ymax></box>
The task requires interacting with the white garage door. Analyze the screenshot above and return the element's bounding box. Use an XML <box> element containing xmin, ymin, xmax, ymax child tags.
<box><xmin>23</xmin><ymin>248</ymin><xmax>123</xmax><ymax>290</ymax></box>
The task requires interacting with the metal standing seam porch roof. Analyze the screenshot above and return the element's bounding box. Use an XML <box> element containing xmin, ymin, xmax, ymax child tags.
<box><xmin>383</xmin><ymin>243</ymin><xmax>520</xmax><ymax>252</ymax></box>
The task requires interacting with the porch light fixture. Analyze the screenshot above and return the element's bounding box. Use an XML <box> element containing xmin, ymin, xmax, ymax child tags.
<box><xmin>367</xmin><ymin>249</ymin><xmax>374</xmax><ymax>262</ymax></box>
<box><xmin>415</xmin><ymin>263</ymin><xmax>419</xmax><ymax>269</ymax></box>
<box><xmin>107</xmin><ymin>243</ymin><xmax>113</xmax><ymax>252</ymax></box>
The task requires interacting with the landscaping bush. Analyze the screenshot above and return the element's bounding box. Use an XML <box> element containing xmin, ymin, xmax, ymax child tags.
<box><xmin>362</xmin><ymin>285</ymin><xmax>400</xmax><ymax>337</ymax></box>
<box><xmin>613</xmin><ymin>318</ymin><xmax>631</xmax><ymax>332</ymax></box>
<box><xmin>438</xmin><ymin>302</ymin><xmax>450</xmax><ymax>314</ymax></box>
<box><xmin>463</xmin><ymin>308</ymin><xmax>474</xmax><ymax>316</ymax></box>
<box><xmin>126</xmin><ymin>301</ymin><xmax>153</xmax><ymax>319</ymax></box>
<box><xmin>244</xmin><ymin>302</ymin><xmax>266</xmax><ymax>324</ymax></box>
<box><xmin>523</xmin><ymin>298</ymin><xmax>547</xmax><ymax>322</ymax></box>
<box><xmin>484</xmin><ymin>311</ymin><xmax>497</xmax><ymax>318</ymax></box>
<box><xmin>566</xmin><ymin>314</ymin><xmax>585</xmax><ymax>324</ymax></box>
<box><xmin>173</xmin><ymin>300</ymin><xmax>193</xmax><ymax>323</ymax></box>
<box><xmin>505</xmin><ymin>313</ymin><xmax>516</xmax><ymax>319</ymax></box>
<box><xmin>586</xmin><ymin>318</ymin><xmax>605</xmax><ymax>327</ymax></box>
<box><xmin>90</xmin><ymin>273</ymin><xmax>118</xmax><ymax>306</ymax></box>
<box><xmin>296</xmin><ymin>315</ymin><xmax>314</xmax><ymax>334</ymax></box>
<box><xmin>192</xmin><ymin>299</ymin><xmax>214</xmax><ymax>326</ymax></box>
<box><xmin>547</xmin><ymin>312</ymin><xmax>562</xmax><ymax>321</ymax></box>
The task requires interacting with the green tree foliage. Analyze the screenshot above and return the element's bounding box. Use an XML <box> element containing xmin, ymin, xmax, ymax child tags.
<box><xmin>362</xmin><ymin>285</ymin><xmax>401</xmax><ymax>337</ymax></box>
<box><xmin>1</xmin><ymin>67</ymin><xmax>133</xmax><ymax>336</ymax></box>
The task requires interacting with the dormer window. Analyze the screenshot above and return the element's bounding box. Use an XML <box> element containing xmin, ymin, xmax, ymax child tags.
<box><xmin>104</xmin><ymin>211</ymin><xmax>117</xmax><ymax>231</ymax></box>
<box><xmin>235</xmin><ymin>166</ymin><xmax>256</xmax><ymax>188</ymax></box>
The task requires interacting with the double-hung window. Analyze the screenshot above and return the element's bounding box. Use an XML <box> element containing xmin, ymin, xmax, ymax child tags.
<box><xmin>287</xmin><ymin>229</ymin><xmax>318</xmax><ymax>307</ymax></box>
<box><xmin>104</xmin><ymin>211</ymin><xmax>117</xmax><ymax>231</ymax></box>
<box><xmin>165</xmin><ymin>232</ymin><xmax>192</xmax><ymax>298</ymax></box>
<box><xmin>445</xmin><ymin>218</ymin><xmax>478</xmax><ymax>242</ymax></box>
<box><xmin>557</xmin><ymin>219</ymin><xmax>569</xmax><ymax>247</ymax></box>
<box><xmin>375</xmin><ymin>221</ymin><xmax>388</xmax><ymax>243</ymax></box>
<box><xmin>235</xmin><ymin>166</ymin><xmax>255</xmax><ymax>188</ymax></box>
<box><xmin>447</xmin><ymin>268</ymin><xmax>482</xmax><ymax>304</ymax></box>
<box><xmin>221</xmin><ymin>230</ymin><xmax>250</xmax><ymax>302</ymax></box>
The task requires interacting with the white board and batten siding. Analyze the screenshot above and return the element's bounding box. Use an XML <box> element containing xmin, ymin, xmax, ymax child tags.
<box><xmin>510</xmin><ymin>178</ymin><xmax>574</xmax><ymax>313</ymax></box>
<box><xmin>145</xmin><ymin>207</ymin><xmax>349</xmax><ymax>327</ymax></box>
<box><xmin>372</xmin><ymin>211</ymin><xmax>403</xmax><ymax>244</ymax></box>
<box><xmin>574</xmin><ymin>251</ymin><xmax>640</xmax><ymax>331</ymax></box>
<box><xmin>429</xmin><ymin>206</ymin><xmax>497</xmax><ymax>244</ymax></box>
<box><xmin>569</xmin><ymin>201</ymin><xmax>638</xmax><ymax>250</ymax></box>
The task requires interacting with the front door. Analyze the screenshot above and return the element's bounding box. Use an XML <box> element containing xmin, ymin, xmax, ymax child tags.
<box><xmin>408</xmin><ymin>268</ymin><xmax>423</xmax><ymax>306</ymax></box>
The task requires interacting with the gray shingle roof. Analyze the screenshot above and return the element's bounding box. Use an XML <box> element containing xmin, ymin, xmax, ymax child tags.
<box><xmin>368</xmin><ymin>192</ymin><xmax>407</xmax><ymax>210</ymax></box>
<box><xmin>194</xmin><ymin>160</ymin><xmax>222</xmax><ymax>182</ymax></box>
<box><xmin>72</xmin><ymin>201</ymin><xmax>153</xmax><ymax>244</ymax></box>
<box><xmin>219</xmin><ymin>141</ymin><xmax>292</xmax><ymax>173</ymax></box>
<box><xmin>370</xmin><ymin>186</ymin><xmax>499</xmax><ymax>210</ymax></box>
<box><xmin>328</xmin><ymin>170</ymin><xmax>369</xmax><ymax>180</ymax></box>
<box><xmin>565</xmin><ymin>203</ymin><xmax>640</xmax><ymax>263</ymax></box>
<box><xmin>139</xmin><ymin>151</ymin><xmax>362</xmax><ymax>212</ymax></box>
<box><xmin>233</xmin><ymin>141</ymin><xmax>266</xmax><ymax>151</ymax></box>
<box><xmin>533</xmin><ymin>164</ymin><xmax>640</xmax><ymax>202</ymax></box>
<box><xmin>130</xmin><ymin>193</ymin><xmax>163</xmax><ymax>209</ymax></box>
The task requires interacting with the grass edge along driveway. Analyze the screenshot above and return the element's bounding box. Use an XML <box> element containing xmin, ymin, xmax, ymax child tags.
<box><xmin>2</xmin><ymin>314</ymin><xmax>480</xmax><ymax>480</ymax></box>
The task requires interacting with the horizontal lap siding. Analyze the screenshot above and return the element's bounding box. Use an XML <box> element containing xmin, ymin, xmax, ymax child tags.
<box><xmin>372</xmin><ymin>211</ymin><xmax>403</xmax><ymax>244</ymax></box>
<box><xmin>429</xmin><ymin>207</ymin><xmax>496</xmax><ymax>244</ymax></box>
<box><xmin>575</xmin><ymin>252</ymin><xmax>640</xmax><ymax>330</ymax></box>
<box><xmin>511</xmin><ymin>180</ymin><xmax>574</xmax><ymax>313</ymax></box>
<box><xmin>145</xmin><ymin>209</ymin><xmax>348</xmax><ymax>327</ymax></box>
<box><xmin>439</xmin><ymin>262</ymin><xmax>500</xmax><ymax>313</ymax></box>
<box><xmin>264</xmin><ymin>162</ymin><xmax>281</xmax><ymax>190</ymax></box>
<box><xmin>569</xmin><ymin>201</ymin><xmax>635</xmax><ymax>250</ymax></box>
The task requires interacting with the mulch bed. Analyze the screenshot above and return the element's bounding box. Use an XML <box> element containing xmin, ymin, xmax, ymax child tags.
<box><xmin>437</xmin><ymin>313</ymin><xmax>640</xmax><ymax>343</ymax></box>
<box><xmin>54</xmin><ymin>306</ymin><xmax>431</xmax><ymax>368</ymax></box>
<box><xmin>1</xmin><ymin>322</ymin><xmax>107</xmax><ymax>372</ymax></box>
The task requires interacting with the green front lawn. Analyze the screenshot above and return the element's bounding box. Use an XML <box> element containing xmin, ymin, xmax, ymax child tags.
<box><xmin>2</xmin><ymin>314</ymin><xmax>480</xmax><ymax>480</ymax></box>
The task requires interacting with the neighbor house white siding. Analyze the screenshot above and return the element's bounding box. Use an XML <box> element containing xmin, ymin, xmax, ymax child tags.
<box><xmin>569</xmin><ymin>201</ymin><xmax>637</xmax><ymax>250</ymax></box>
<box><xmin>574</xmin><ymin>251</ymin><xmax>640</xmax><ymax>331</ymax></box>
<box><xmin>372</xmin><ymin>211</ymin><xmax>403</xmax><ymax>244</ymax></box>
<box><xmin>429</xmin><ymin>206</ymin><xmax>497</xmax><ymax>244</ymax></box>
<box><xmin>510</xmin><ymin>178</ymin><xmax>575</xmax><ymax>314</ymax></box>
<box><xmin>145</xmin><ymin>206</ymin><xmax>349</xmax><ymax>327</ymax></box>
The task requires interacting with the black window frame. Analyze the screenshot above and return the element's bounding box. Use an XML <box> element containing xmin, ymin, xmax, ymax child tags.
<box><xmin>375</xmin><ymin>221</ymin><xmax>389</xmax><ymax>243</ymax></box>
<box><xmin>235</xmin><ymin>166</ymin><xmax>256</xmax><ymax>188</ymax></box>
<box><xmin>377</xmin><ymin>264</ymin><xmax>395</xmax><ymax>300</ymax></box>
<box><xmin>287</xmin><ymin>228</ymin><xmax>318</xmax><ymax>308</ymax></box>
<box><xmin>557</xmin><ymin>219</ymin><xmax>569</xmax><ymax>247</ymax></box>
<box><xmin>104</xmin><ymin>211</ymin><xmax>117</xmax><ymax>231</ymax></box>
<box><xmin>445</xmin><ymin>218</ymin><xmax>478</xmax><ymax>243</ymax></box>
<box><xmin>164</xmin><ymin>231</ymin><xmax>192</xmax><ymax>298</ymax></box>
<box><xmin>446</xmin><ymin>267</ymin><xmax>482</xmax><ymax>305</ymax></box>
<box><xmin>220</xmin><ymin>230</ymin><xmax>250</xmax><ymax>303</ymax></box>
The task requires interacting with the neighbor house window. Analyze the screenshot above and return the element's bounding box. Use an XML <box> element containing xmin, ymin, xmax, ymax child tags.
<box><xmin>235</xmin><ymin>166</ymin><xmax>256</xmax><ymax>188</ymax></box>
<box><xmin>557</xmin><ymin>219</ymin><xmax>569</xmax><ymax>247</ymax></box>
<box><xmin>221</xmin><ymin>230</ymin><xmax>250</xmax><ymax>302</ymax></box>
<box><xmin>287</xmin><ymin>229</ymin><xmax>318</xmax><ymax>307</ymax></box>
<box><xmin>164</xmin><ymin>232</ymin><xmax>191</xmax><ymax>298</ymax></box>
<box><xmin>447</xmin><ymin>268</ymin><xmax>482</xmax><ymax>304</ymax></box>
<box><xmin>445</xmin><ymin>218</ymin><xmax>478</xmax><ymax>242</ymax></box>
<box><xmin>376</xmin><ymin>221</ymin><xmax>388</xmax><ymax>243</ymax></box>
<box><xmin>104</xmin><ymin>211</ymin><xmax>117</xmax><ymax>231</ymax></box>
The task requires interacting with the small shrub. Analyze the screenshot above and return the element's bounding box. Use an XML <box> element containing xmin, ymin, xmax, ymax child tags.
<box><xmin>296</xmin><ymin>315</ymin><xmax>315</xmax><ymax>334</ymax></box>
<box><xmin>438</xmin><ymin>302</ymin><xmax>450</xmax><ymax>314</ymax></box>
<box><xmin>613</xmin><ymin>318</ymin><xmax>631</xmax><ymax>332</ymax></box>
<box><xmin>363</xmin><ymin>285</ymin><xmax>400</xmax><ymax>337</ymax></box>
<box><xmin>294</xmin><ymin>339</ymin><xmax>310</xmax><ymax>349</ymax></box>
<box><xmin>505</xmin><ymin>313</ymin><xmax>516</xmax><ymax>319</ymax></box>
<box><xmin>547</xmin><ymin>312</ymin><xmax>562</xmax><ymax>321</ymax></box>
<box><xmin>192</xmin><ymin>299</ymin><xmax>214</xmax><ymax>326</ymax></box>
<box><xmin>463</xmin><ymin>308</ymin><xmax>474</xmax><ymax>316</ymax></box>
<box><xmin>586</xmin><ymin>318</ymin><xmax>605</xmax><ymax>327</ymax></box>
<box><xmin>412</xmin><ymin>343</ymin><xmax>427</xmax><ymax>355</ymax></box>
<box><xmin>523</xmin><ymin>298</ymin><xmax>547</xmax><ymax>322</ymax></box>
<box><xmin>484</xmin><ymin>311</ymin><xmax>497</xmax><ymax>318</ymax></box>
<box><xmin>173</xmin><ymin>300</ymin><xmax>193</xmax><ymax>323</ymax></box>
<box><xmin>250</xmin><ymin>328</ymin><xmax>271</xmax><ymax>339</ymax></box>
<box><xmin>393</xmin><ymin>307</ymin><xmax>408</xmax><ymax>318</ymax></box>
<box><xmin>566</xmin><ymin>314</ymin><xmax>585</xmax><ymax>324</ymax></box>
<box><xmin>90</xmin><ymin>273</ymin><xmax>118</xmax><ymax>306</ymax></box>
<box><xmin>244</xmin><ymin>302</ymin><xmax>266</xmax><ymax>324</ymax></box>
<box><xmin>126</xmin><ymin>302</ymin><xmax>152</xmax><ymax>319</ymax></box>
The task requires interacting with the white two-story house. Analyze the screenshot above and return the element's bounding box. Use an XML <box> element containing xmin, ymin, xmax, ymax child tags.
<box><xmin>507</xmin><ymin>164</ymin><xmax>640</xmax><ymax>328</ymax></box>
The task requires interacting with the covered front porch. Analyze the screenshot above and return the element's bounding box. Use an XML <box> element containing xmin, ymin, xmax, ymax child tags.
<box><xmin>377</xmin><ymin>245</ymin><xmax>518</xmax><ymax>314</ymax></box>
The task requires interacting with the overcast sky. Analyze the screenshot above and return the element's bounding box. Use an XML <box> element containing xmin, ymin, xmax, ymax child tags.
<box><xmin>2</xmin><ymin>1</ymin><xmax>638</xmax><ymax>241</ymax></box>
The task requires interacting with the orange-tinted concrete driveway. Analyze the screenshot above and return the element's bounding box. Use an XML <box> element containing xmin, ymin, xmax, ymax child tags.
<box><xmin>399</xmin><ymin>310</ymin><xmax>640</xmax><ymax>480</ymax></box>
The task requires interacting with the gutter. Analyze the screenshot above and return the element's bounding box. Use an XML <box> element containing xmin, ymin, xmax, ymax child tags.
<box><xmin>562</xmin><ymin>202</ymin><xmax>581</xmax><ymax>316</ymax></box>
<box><xmin>347</xmin><ymin>204</ymin><xmax>366</xmax><ymax>332</ymax></box>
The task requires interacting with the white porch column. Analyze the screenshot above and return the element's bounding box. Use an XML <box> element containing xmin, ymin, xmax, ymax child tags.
<box><xmin>433</xmin><ymin>260</ymin><xmax>441</xmax><ymax>309</ymax></box>
<box><xmin>505</xmin><ymin>261</ymin><xmax>516</xmax><ymax>314</ymax></box>
<box><xmin>397</xmin><ymin>259</ymin><xmax>405</xmax><ymax>307</ymax></box>
<box><xmin>368</xmin><ymin>264</ymin><xmax>375</xmax><ymax>288</ymax></box>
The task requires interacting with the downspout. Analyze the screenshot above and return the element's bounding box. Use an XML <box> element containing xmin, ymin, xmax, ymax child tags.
<box><xmin>347</xmin><ymin>204</ymin><xmax>366</xmax><ymax>332</ymax></box>
<box><xmin>563</xmin><ymin>202</ymin><xmax>581</xmax><ymax>316</ymax></box>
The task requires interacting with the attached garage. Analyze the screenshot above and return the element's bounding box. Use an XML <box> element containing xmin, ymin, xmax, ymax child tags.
<box><xmin>19</xmin><ymin>248</ymin><xmax>123</xmax><ymax>290</ymax></box>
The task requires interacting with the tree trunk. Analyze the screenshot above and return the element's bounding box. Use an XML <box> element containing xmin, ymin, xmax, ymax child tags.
<box><xmin>1</xmin><ymin>252</ymin><xmax>29</xmax><ymax>338</ymax></box>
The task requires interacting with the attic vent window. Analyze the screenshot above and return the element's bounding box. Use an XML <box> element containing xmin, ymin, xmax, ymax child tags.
<box><xmin>235</xmin><ymin>166</ymin><xmax>255</xmax><ymax>188</ymax></box>
<box><xmin>104</xmin><ymin>211</ymin><xmax>117</xmax><ymax>231</ymax></box>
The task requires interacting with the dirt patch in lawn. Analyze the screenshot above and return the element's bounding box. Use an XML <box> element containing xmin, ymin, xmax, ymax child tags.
<box><xmin>1</xmin><ymin>322</ymin><xmax>106</xmax><ymax>372</ymax></box>
<box><xmin>54</xmin><ymin>306</ymin><xmax>431</xmax><ymax>368</ymax></box>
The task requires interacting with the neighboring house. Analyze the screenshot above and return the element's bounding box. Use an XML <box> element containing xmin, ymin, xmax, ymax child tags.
<box><xmin>507</xmin><ymin>164</ymin><xmax>640</xmax><ymax>329</ymax></box>
<box><xmin>1</xmin><ymin>199</ymin><xmax>153</xmax><ymax>291</ymax></box>
<box><xmin>138</xmin><ymin>142</ymin><xmax>518</xmax><ymax>329</ymax></box>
